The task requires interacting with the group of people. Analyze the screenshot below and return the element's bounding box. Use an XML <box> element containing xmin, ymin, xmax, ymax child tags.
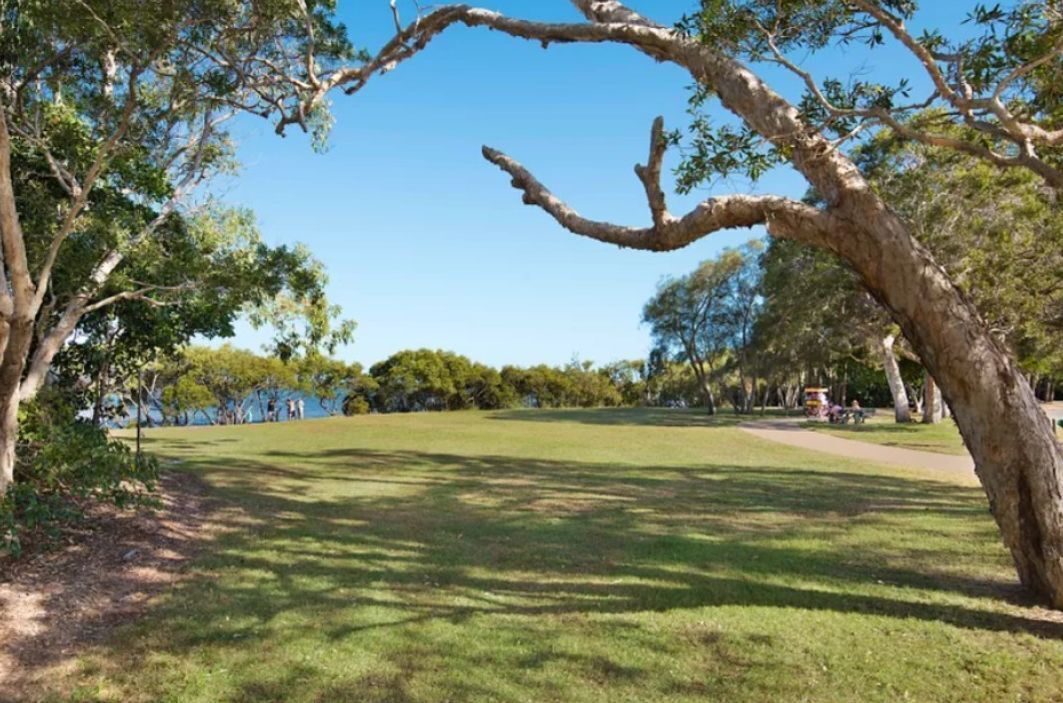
<box><xmin>264</xmin><ymin>396</ymin><xmax>305</xmax><ymax>422</ymax></box>
<box><xmin>829</xmin><ymin>399</ymin><xmax>865</xmax><ymax>424</ymax></box>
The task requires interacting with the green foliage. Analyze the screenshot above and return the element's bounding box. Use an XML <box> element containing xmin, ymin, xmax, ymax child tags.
<box><xmin>342</xmin><ymin>396</ymin><xmax>371</xmax><ymax>416</ymax></box>
<box><xmin>643</xmin><ymin>242</ymin><xmax>763</xmax><ymax>412</ymax></box>
<box><xmin>671</xmin><ymin>0</ymin><xmax>1062</xmax><ymax>188</ymax></box>
<box><xmin>298</xmin><ymin>354</ymin><xmax>367</xmax><ymax>416</ymax></box>
<box><xmin>753</xmin><ymin>237</ymin><xmax>887</xmax><ymax>378</ymax></box>
<box><xmin>856</xmin><ymin>125</ymin><xmax>1063</xmax><ymax>376</ymax></box>
<box><xmin>247</xmin><ymin>243</ymin><xmax>357</xmax><ymax>361</ymax></box>
<box><xmin>50</xmin><ymin>203</ymin><xmax>355</xmax><ymax>419</ymax></box>
<box><xmin>1</xmin><ymin>390</ymin><xmax>158</xmax><ymax>557</ymax></box>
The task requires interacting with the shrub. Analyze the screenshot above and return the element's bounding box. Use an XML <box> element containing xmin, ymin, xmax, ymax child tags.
<box><xmin>343</xmin><ymin>396</ymin><xmax>371</xmax><ymax>415</ymax></box>
<box><xmin>1</xmin><ymin>390</ymin><xmax>158</xmax><ymax>557</ymax></box>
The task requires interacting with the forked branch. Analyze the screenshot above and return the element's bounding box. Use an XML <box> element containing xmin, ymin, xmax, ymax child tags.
<box><xmin>633</xmin><ymin>116</ymin><xmax>674</xmax><ymax>229</ymax></box>
<box><xmin>481</xmin><ymin>119</ymin><xmax>836</xmax><ymax>252</ymax></box>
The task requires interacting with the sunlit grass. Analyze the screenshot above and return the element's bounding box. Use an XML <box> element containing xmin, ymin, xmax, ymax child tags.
<box><xmin>804</xmin><ymin>412</ymin><xmax>969</xmax><ymax>455</ymax></box>
<box><xmin>55</xmin><ymin>408</ymin><xmax>1063</xmax><ymax>702</ymax></box>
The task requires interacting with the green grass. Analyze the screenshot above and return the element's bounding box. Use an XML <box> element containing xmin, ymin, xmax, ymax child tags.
<box><xmin>804</xmin><ymin>412</ymin><xmax>969</xmax><ymax>455</ymax></box>
<box><xmin>56</xmin><ymin>408</ymin><xmax>1063</xmax><ymax>702</ymax></box>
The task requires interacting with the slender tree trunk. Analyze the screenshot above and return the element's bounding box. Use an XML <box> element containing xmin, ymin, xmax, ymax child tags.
<box><xmin>0</xmin><ymin>318</ymin><xmax>33</xmax><ymax>494</ymax></box>
<box><xmin>880</xmin><ymin>334</ymin><xmax>911</xmax><ymax>423</ymax></box>
<box><xmin>700</xmin><ymin>378</ymin><xmax>716</xmax><ymax>415</ymax></box>
<box><xmin>907</xmin><ymin>383</ymin><xmax>923</xmax><ymax>415</ymax></box>
<box><xmin>923</xmin><ymin>373</ymin><xmax>942</xmax><ymax>424</ymax></box>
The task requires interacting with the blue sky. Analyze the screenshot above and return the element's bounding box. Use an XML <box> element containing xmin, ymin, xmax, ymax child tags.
<box><xmin>215</xmin><ymin>0</ymin><xmax>963</xmax><ymax>368</ymax></box>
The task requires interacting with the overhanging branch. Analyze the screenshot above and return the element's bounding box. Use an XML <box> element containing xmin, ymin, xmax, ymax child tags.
<box><xmin>481</xmin><ymin>129</ymin><xmax>836</xmax><ymax>252</ymax></box>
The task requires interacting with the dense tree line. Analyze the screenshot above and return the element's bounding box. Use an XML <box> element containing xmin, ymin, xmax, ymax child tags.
<box><xmin>124</xmin><ymin>342</ymin><xmax>924</xmax><ymax>426</ymax></box>
<box><xmin>123</xmin><ymin>347</ymin><xmax>634</xmax><ymax>423</ymax></box>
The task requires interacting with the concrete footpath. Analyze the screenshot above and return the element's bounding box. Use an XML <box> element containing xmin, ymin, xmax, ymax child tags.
<box><xmin>739</xmin><ymin>418</ymin><xmax>977</xmax><ymax>483</ymax></box>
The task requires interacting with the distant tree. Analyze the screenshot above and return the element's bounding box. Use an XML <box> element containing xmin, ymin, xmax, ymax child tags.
<box><xmin>600</xmin><ymin>360</ymin><xmax>647</xmax><ymax>406</ymax></box>
<box><xmin>719</xmin><ymin>242</ymin><xmax>764</xmax><ymax>413</ymax></box>
<box><xmin>643</xmin><ymin>244</ymin><xmax>758</xmax><ymax>414</ymax></box>
<box><xmin>370</xmin><ymin>349</ymin><xmax>463</xmax><ymax>412</ymax></box>
<box><xmin>299</xmin><ymin>355</ymin><xmax>362</xmax><ymax>416</ymax></box>
<box><xmin>753</xmin><ymin>238</ymin><xmax>906</xmax><ymax>418</ymax></box>
<box><xmin>50</xmin><ymin>206</ymin><xmax>348</xmax><ymax>425</ymax></box>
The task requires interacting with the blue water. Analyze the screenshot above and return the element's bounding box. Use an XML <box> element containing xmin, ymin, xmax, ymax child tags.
<box><xmin>120</xmin><ymin>391</ymin><xmax>345</xmax><ymax>427</ymax></box>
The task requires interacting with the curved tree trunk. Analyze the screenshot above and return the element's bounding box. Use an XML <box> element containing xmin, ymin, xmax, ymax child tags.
<box><xmin>824</xmin><ymin>194</ymin><xmax>1063</xmax><ymax>606</ymax></box>
<box><xmin>879</xmin><ymin>334</ymin><xmax>911</xmax><ymax>423</ymax></box>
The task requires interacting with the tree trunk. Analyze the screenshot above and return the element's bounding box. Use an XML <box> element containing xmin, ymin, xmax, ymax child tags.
<box><xmin>0</xmin><ymin>318</ymin><xmax>33</xmax><ymax>494</ymax></box>
<box><xmin>880</xmin><ymin>334</ymin><xmax>911</xmax><ymax>423</ymax></box>
<box><xmin>700</xmin><ymin>378</ymin><xmax>716</xmax><ymax>415</ymax></box>
<box><xmin>825</xmin><ymin>196</ymin><xmax>1063</xmax><ymax>607</ymax></box>
<box><xmin>923</xmin><ymin>373</ymin><xmax>939</xmax><ymax>424</ymax></box>
<box><xmin>908</xmin><ymin>383</ymin><xmax>924</xmax><ymax>415</ymax></box>
<box><xmin>0</xmin><ymin>390</ymin><xmax>18</xmax><ymax>494</ymax></box>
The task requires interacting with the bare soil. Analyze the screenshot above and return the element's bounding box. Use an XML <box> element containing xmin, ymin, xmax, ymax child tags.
<box><xmin>0</xmin><ymin>471</ymin><xmax>215</xmax><ymax>701</ymax></box>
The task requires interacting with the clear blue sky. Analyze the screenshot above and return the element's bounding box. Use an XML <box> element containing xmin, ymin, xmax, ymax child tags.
<box><xmin>214</xmin><ymin>0</ymin><xmax>964</xmax><ymax>368</ymax></box>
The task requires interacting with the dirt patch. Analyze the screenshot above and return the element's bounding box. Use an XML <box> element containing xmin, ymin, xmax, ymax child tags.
<box><xmin>0</xmin><ymin>471</ymin><xmax>217</xmax><ymax>701</ymax></box>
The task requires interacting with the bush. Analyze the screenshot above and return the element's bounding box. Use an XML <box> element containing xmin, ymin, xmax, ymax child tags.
<box><xmin>1</xmin><ymin>391</ymin><xmax>158</xmax><ymax>557</ymax></box>
<box><xmin>343</xmin><ymin>395</ymin><xmax>371</xmax><ymax>415</ymax></box>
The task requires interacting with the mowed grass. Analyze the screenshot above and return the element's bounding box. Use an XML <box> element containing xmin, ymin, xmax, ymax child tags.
<box><xmin>805</xmin><ymin>413</ymin><xmax>969</xmax><ymax>455</ymax></box>
<box><xmin>57</xmin><ymin>408</ymin><xmax>1063</xmax><ymax>702</ymax></box>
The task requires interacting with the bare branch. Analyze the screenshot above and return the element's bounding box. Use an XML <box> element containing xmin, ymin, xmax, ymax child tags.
<box><xmin>81</xmin><ymin>283</ymin><xmax>193</xmax><ymax>315</ymax></box>
<box><xmin>276</xmin><ymin>6</ymin><xmax>675</xmax><ymax>135</ymax></box>
<box><xmin>633</xmin><ymin>116</ymin><xmax>674</xmax><ymax>229</ymax></box>
<box><xmin>847</xmin><ymin>0</ymin><xmax>959</xmax><ymax>105</ymax></box>
<box><xmin>481</xmin><ymin>145</ymin><xmax>835</xmax><ymax>251</ymax></box>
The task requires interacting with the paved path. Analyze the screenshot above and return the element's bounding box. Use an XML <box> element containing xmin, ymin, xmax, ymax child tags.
<box><xmin>739</xmin><ymin>418</ymin><xmax>977</xmax><ymax>483</ymax></box>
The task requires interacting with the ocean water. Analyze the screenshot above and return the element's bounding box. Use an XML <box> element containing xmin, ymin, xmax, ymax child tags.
<box><xmin>118</xmin><ymin>391</ymin><xmax>345</xmax><ymax>427</ymax></box>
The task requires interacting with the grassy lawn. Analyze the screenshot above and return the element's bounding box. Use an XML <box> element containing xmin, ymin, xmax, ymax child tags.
<box><xmin>804</xmin><ymin>413</ymin><xmax>969</xmax><ymax>455</ymax></box>
<box><xmin>55</xmin><ymin>408</ymin><xmax>1063</xmax><ymax>702</ymax></box>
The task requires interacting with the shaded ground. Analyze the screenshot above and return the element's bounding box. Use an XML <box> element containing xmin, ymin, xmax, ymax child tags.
<box><xmin>0</xmin><ymin>472</ymin><xmax>219</xmax><ymax>700</ymax></box>
<box><xmin>10</xmin><ymin>408</ymin><xmax>1063</xmax><ymax>701</ymax></box>
<box><xmin>26</xmin><ymin>410</ymin><xmax>1060</xmax><ymax>702</ymax></box>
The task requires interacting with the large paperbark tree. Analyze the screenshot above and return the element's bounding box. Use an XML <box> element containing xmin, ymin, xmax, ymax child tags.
<box><xmin>277</xmin><ymin>0</ymin><xmax>1062</xmax><ymax>604</ymax></box>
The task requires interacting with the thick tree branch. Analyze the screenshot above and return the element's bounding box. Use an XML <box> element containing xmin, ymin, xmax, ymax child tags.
<box><xmin>0</xmin><ymin>112</ymin><xmax>35</xmax><ymax>316</ymax></box>
<box><xmin>481</xmin><ymin>144</ymin><xmax>835</xmax><ymax>251</ymax></box>
<box><xmin>278</xmin><ymin>5</ymin><xmax>675</xmax><ymax>135</ymax></box>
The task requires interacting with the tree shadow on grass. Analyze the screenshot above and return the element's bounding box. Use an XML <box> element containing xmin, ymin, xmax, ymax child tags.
<box><xmin>68</xmin><ymin>445</ymin><xmax>1063</xmax><ymax>701</ymax></box>
<box><xmin>485</xmin><ymin>407</ymin><xmax>743</xmax><ymax>428</ymax></box>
